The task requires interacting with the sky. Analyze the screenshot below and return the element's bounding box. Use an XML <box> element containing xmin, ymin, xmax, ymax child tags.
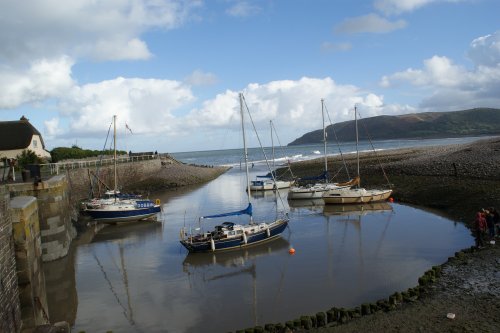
<box><xmin>1</xmin><ymin>0</ymin><xmax>499</xmax><ymax>153</ymax></box>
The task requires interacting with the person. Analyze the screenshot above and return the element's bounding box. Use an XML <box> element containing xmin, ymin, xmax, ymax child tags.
<box><xmin>491</xmin><ymin>207</ymin><xmax>500</xmax><ymax>238</ymax></box>
<box><xmin>485</xmin><ymin>208</ymin><xmax>495</xmax><ymax>240</ymax></box>
<box><xmin>473</xmin><ymin>211</ymin><xmax>487</xmax><ymax>248</ymax></box>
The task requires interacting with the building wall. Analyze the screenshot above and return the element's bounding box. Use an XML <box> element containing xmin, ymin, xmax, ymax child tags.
<box><xmin>0</xmin><ymin>135</ymin><xmax>51</xmax><ymax>160</ymax></box>
<box><xmin>11</xmin><ymin>196</ymin><xmax>49</xmax><ymax>329</ymax></box>
<box><xmin>7</xmin><ymin>175</ymin><xmax>76</xmax><ymax>262</ymax></box>
<box><xmin>0</xmin><ymin>185</ymin><xmax>22</xmax><ymax>333</ymax></box>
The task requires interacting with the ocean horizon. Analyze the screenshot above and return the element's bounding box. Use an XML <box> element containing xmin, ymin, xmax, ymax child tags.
<box><xmin>171</xmin><ymin>135</ymin><xmax>489</xmax><ymax>167</ymax></box>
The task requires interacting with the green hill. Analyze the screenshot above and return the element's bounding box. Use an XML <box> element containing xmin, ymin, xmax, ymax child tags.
<box><xmin>288</xmin><ymin>108</ymin><xmax>500</xmax><ymax>145</ymax></box>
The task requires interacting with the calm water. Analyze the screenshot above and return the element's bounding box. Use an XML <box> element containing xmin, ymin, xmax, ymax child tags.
<box><xmin>45</xmin><ymin>165</ymin><xmax>474</xmax><ymax>333</ymax></box>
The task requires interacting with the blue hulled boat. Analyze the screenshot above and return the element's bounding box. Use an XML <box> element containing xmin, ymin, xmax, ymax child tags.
<box><xmin>83</xmin><ymin>115</ymin><xmax>161</xmax><ymax>223</ymax></box>
<box><xmin>180</xmin><ymin>93</ymin><xmax>289</xmax><ymax>253</ymax></box>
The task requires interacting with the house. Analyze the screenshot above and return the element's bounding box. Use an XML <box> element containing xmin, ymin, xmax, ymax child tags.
<box><xmin>0</xmin><ymin>116</ymin><xmax>51</xmax><ymax>160</ymax></box>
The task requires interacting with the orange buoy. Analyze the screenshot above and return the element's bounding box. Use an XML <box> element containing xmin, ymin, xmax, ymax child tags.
<box><xmin>289</xmin><ymin>248</ymin><xmax>296</xmax><ymax>255</ymax></box>
<box><xmin>389</xmin><ymin>197</ymin><xmax>394</xmax><ymax>203</ymax></box>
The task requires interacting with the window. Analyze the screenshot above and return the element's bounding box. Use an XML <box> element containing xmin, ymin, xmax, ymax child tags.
<box><xmin>33</xmin><ymin>139</ymin><xmax>38</xmax><ymax>148</ymax></box>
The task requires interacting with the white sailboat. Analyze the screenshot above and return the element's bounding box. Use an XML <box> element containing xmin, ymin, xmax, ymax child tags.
<box><xmin>288</xmin><ymin>99</ymin><xmax>355</xmax><ymax>200</ymax></box>
<box><xmin>83</xmin><ymin>115</ymin><xmax>161</xmax><ymax>223</ymax></box>
<box><xmin>323</xmin><ymin>106</ymin><xmax>392</xmax><ymax>204</ymax></box>
<box><xmin>249</xmin><ymin>120</ymin><xmax>294</xmax><ymax>191</ymax></box>
<box><xmin>180</xmin><ymin>93</ymin><xmax>289</xmax><ymax>252</ymax></box>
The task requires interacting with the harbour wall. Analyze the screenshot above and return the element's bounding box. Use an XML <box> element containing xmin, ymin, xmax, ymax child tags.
<box><xmin>0</xmin><ymin>158</ymin><xmax>164</xmax><ymax>332</ymax></box>
<box><xmin>63</xmin><ymin>158</ymin><xmax>163</xmax><ymax>207</ymax></box>
<box><xmin>7</xmin><ymin>175</ymin><xmax>76</xmax><ymax>262</ymax></box>
<box><xmin>0</xmin><ymin>185</ymin><xmax>22</xmax><ymax>333</ymax></box>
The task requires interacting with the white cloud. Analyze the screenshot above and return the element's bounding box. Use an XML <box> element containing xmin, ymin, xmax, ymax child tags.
<box><xmin>44</xmin><ymin>118</ymin><xmax>62</xmax><ymax>137</ymax></box>
<box><xmin>184</xmin><ymin>77</ymin><xmax>386</xmax><ymax>135</ymax></box>
<box><xmin>468</xmin><ymin>31</ymin><xmax>500</xmax><ymax>68</ymax></box>
<box><xmin>54</xmin><ymin>77</ymin><xmax>195</xmax><ymax>138</ymax></box>
<box><xmin>0</xmin><ymin>0</ymin><xmax>201</xmax><ymax>62</ymax></box>
<box><xmin>380</xmin><ymin>56</ymin><xmax>468</xmax><ymax>88</ymax></box>
<box><xmin>0</xmin><ymin>56</ymin><xmax>75</xmax><ymax>108</ymax></box>
<box><xmin>379</xmin><ymin>33</ymin><xmax>500</xmax><ymax>110</ymax></box>
<box><xmin>374</xmin><ymin>0</ymin><xmax>468</xmax><ymax>16</ymax></box>
<box><xmin>334</xmin><ymin>14</ymin><xmax>407</xmax><ymax>34</ymax></box>
<box><xmin>184</xmin><ymin>70</ymin><xmax>218</xmax><ymax>86</ymax></box>
<box><xmin>374</xmin><ymin>0</ymin><xmax>436</xmax><ymax>15</ymax></box>
<box><xmin>226</xmin><ymin>1</ymin><xmax>261</xmax><ymax>17</ymax></box>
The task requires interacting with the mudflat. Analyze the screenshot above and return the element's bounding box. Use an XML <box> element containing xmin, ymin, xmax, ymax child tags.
<box><xmin>286</xmin><ymin>136</ymin><xmax>500</xmax><ymax>332</ymax></box>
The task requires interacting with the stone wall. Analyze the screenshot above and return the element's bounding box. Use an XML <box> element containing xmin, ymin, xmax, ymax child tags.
<box><xmin>7</xmin><ymin>175</ymin><xmax>76</xmax><ymax>262</ymax></box>
<box><xmin>11</xmin><ymin>196</ymin><xmax>49</xmax><ymax>329</ymax></box>
<box><xmin>0</xmin><ymin>185</ymin><xmax>22</xmax><ymax>333</ymax></box>
<box><xmin>65</xmin><ymin>158</ymin><xmax>162</xmax><ymax>204</ymax></box>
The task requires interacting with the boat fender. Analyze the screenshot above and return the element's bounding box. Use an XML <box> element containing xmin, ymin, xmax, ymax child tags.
<box><xmin>266</xmin><ymin>227</ymin><xmax>270</xmax><ymax>237</ymax></box>
<box><xmin>210</xmin><ymin>238</ymin><xmax>215</xmax><ymax>252</ymax></box>
<box><xmin>243</xmin><ymin>232</ymin><xmax>248</xmax><ymax>244</ymax></box>
<box><xmin>155</xmin><ymin>199</ymin><xmax>161</xmax><ymax>205</ymax></box>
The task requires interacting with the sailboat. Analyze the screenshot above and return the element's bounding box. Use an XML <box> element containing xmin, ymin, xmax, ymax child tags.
<box><xmin>83</xmin><ymin>115</ymin><xmax>161</xmax><ymax>223</ymax></box>
<box><xmin>288</xmin><ymin>99</ymin><xmax>355</xmax><ymax>200</ymax></box>
<box><xmin>323</xmin><ymin>106</ymin><xmax>392</xmax><ymax>204</ymax></box>
<box><xmin>248</xmin><ymin>120</ymin><xmax>294</xmax><ymax>191</ymax></box>
<box><xmin>179</xmin><ymin>93</ymin><xmax>289</xmax><ymax>253</ymax></box>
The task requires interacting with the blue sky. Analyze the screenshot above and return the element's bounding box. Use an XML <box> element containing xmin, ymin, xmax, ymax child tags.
<box><xmin>1</xmin><ymin>0</ymin><xmax>499</xmax><ymax>153</ymax></box>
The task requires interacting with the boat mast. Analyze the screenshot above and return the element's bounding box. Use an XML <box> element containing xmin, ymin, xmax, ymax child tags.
<box><xmin>240</xmin><ymin>93</ymin><xmax>251</xmax><ymax>205</ymax></box>
<box><xmin>354</xmin><ymin>106</ymin><xmax>360</xmax><ymax>187</ymax></box>
<box><xmin>113</xmin><ymin>114</ymin><xmax>117</xmax><ymax>200</ymax></box>
<box><xmin>271</xmin><ymin>120</ymin><xmax>275</xmax><ymax>171</ymax></box>
<box><xmin>321</xmin><ymin>99</ymin><xmax>328</xmax><ymax>182</ymax></box>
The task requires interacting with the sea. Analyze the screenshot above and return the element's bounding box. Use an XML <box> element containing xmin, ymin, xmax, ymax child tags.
<box><xmin>171</xmin><ymin>136</ymin><xmax>486</xmax><ymax>167</ymax></box>
<box><xmin>46</xmin><ymin>135</ymin><xmax>485</xmax><ymax>333</ymax></box>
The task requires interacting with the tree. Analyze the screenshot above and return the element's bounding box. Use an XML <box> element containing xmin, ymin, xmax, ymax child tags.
<box><xmin>16</xmin><ymin>149</ymin><xmax>41</xmax><ymax>170</ymax></box>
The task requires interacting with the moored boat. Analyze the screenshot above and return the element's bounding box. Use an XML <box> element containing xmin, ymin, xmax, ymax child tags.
<box><xmin>288</xmin><ymin>99</ymin><xmax>356</xmax><ymax>200</ymax></box>
<box><xmin>82</xmin><ymin>115</ymin><xmax>161</xmax><ymax>223</ymax></box>
<box><xmin>323</xmin><ymin>105</ymin><xmax>392</xmax><ymax>205</ymax></box>
<box><xmin>180</xmin><ymin>93</ymin><xmax>289</xmax><ymax>253</ymax></box>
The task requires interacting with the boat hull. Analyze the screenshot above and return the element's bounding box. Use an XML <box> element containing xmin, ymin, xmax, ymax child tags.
<box><xmin>288</xmin><ymin>183</ymin><xmax>351</xmax><ymax>200</ymax></box>
<box><xmin>180</xmin><ymin>220</ymin><xmax>288</xmax><ymax>253</ymax></box>
<box><xmin>249</xmin><ymin>180</ymin><xmax>294</xmax><ymax>191</ymax></box>
<box><xmin>85</xmin><ymin>205</ymin><xmax>161</xmax><ymax>223</ymax></box>
<box><xmin>288</xmin><ymin>188</ymin><xmax>327</xmax><ymax>199</ymax></box>
<box><xmin>323</xmin><ymin>189</ymin><xmax>392</xmax><ymax>204</ymax></box>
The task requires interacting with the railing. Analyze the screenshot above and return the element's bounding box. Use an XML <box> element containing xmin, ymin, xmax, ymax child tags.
<box><xmin>45</xmin><ymin>154</ymin><xmax>159</xmax><ymax>175</ymax></box>
<box><xmin>0</xmin><ymin>154</ymin><xmax>160</xmax><ymax>182</ymax></box>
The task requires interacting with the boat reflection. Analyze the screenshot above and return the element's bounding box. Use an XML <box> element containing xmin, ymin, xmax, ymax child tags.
<box><xmin>182</xmin><ymin>237</ymin><xmax>290</xmax><ymax>270</ymax></box>
<box><xmin>182</xmin><ymin>237</ymin><xmax>290</xmax><ymax>329</ymax></box>
<box><xmin>91</xmin><ymin>220</ymin><xmax>163</xmax><ymax>243</ymax></box>
<box><xmin>287</xmin><ymin>198</ymin><xmax>324</xmax><ymax>208</ymax></box>
<box><xmin>322</xmin><ymin>202</ymin><xmax>393</xmax><ymax>217</ymax></box>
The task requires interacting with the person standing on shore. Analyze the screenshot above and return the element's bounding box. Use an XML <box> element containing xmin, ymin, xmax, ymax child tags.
<box><xmin>474</xmin><ymin>211</ymin><xmax>487</xmax><ymax>248</ymax></box>
<box><xmin>489</xmin><ymin>207</ymin><xmax>499</xmax><ymax>238</ymax></box>
<box><xmin>485</xmin><ymin>208</ymin><xmax>495</xmax><ymax>240</ymax></box>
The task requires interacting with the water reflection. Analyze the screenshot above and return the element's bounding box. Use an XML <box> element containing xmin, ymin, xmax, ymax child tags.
<box><xmin>44</xmin><ymin>168</ymin><xmax>474</xmax><ymax>333</ymax></box>
<box><xmin>183</xmin><ymin>237</ymin><xmax>290</xmax><ymax>269</ymax></box>
<box><xmin>322</xmin><ymin>202</ymin><xmax>393</xmax><ymax>216</ymax></box>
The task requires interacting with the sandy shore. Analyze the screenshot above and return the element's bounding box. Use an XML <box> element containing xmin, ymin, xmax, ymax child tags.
<box><xmin>281</xmin><ymin>136</ymin><xmax>500</xmax><ymax>332</ymax></box>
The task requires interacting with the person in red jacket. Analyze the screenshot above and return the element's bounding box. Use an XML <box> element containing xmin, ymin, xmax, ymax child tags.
<box><xmin>474</xmin><ymin>211</ymin><xmax>487</xmax><ymax>248</ymax></box>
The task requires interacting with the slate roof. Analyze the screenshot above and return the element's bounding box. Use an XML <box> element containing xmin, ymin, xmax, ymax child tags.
<box><xmin>0</xmin><ymin>117</ymin><xmax>46</xmax><ymax>150</ymax></box>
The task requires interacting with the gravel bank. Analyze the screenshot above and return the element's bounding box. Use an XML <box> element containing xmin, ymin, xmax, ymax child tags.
<box><xmin>123</xmin><ymin>162</ymin><xmax>230</xmax><ymax>193</ymax></box>
<box><xmin>282</xmin><ymin>136</ymin><xmax>500</xmax><ymax>332</ymax></box>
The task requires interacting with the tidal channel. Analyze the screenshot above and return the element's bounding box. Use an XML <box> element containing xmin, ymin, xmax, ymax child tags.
<box><xmin>44</xmin><ymin>167</ymin><xmax>474</xmax><ymax>332</ymax></box>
